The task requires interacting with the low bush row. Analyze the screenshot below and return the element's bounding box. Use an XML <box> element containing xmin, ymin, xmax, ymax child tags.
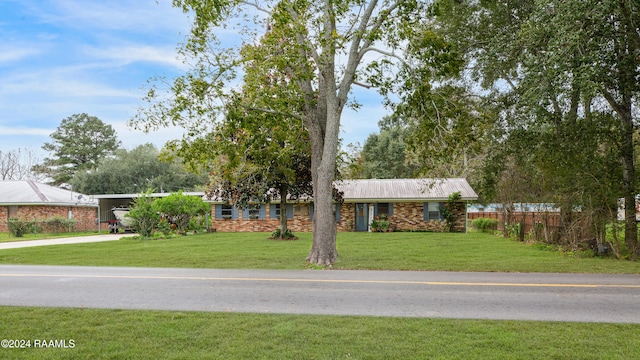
<box><xmin>8</xmin><ymin>217</ymin><xmax>78</xmax><ymax>237</ymax></box>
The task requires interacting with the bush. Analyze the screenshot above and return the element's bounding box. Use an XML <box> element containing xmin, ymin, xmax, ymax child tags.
<box><xmin>43</xmin><ymin>216</ymin><xmax>77</xmax><ymax>233</ymax></box>
<box><xmin>8</xmin><ymin>218</ymin><xmax>35</xmax><ymax>237</ymax></box>
<box><xmin>127</xmin><ymin>192</ymin><xmax>160</xmax><ymax>237</ymax></box>
<box><xmin>152</xmin><ymin>192</ymin><xmax>209</xmax><ymax>235</ymax></box>
<box><xmin>472</xmin><ymin>218</ymin><xmax>499</xmax><ymax>233</ymax></box>
<box><xmin>370</xmin><ymin>219</ymin><xmax>390</xmax><ymax>232</ymax></box>
<box><xmin>270</xmin><ymin>228</ymin><xmax>298</xmax><ymax>240</ymax></box>
<box><xmin>157</xmin><ymin>218</ymin><xmax>174</xmax><ymax>236</ymax></box>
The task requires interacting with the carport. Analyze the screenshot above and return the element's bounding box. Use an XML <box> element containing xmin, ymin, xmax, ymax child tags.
<box><xmin>91</xmin><ymin>192</ymin><xmax>207</xmax><ymax>232</ymax></box>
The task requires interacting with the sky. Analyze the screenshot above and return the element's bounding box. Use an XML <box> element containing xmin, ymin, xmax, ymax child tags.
<box><xmin>0</xmin><ymin>0</ymin><xmax>388</xmax><ymax>159</ymax></box>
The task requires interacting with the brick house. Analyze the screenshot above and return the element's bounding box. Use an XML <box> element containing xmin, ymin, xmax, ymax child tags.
<box><xmin>0</xmin><ymin>180</ymin><xmax>98</xmax><ymax>233</ymax></box>
<box><xmin>210</xmin><ymin>178</ymin><xmax>478</xmax><ymax>232</ymax></box>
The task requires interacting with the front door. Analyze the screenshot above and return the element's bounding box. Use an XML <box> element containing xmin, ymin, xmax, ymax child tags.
<box><xmin>355</xmin><ymin>203</ymin><xmax>368</xmax><ymax>231</ymax></box>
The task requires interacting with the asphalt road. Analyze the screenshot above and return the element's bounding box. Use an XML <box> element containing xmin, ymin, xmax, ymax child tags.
<box><xmin>1</xmin><ymin>265</ymin><xmax>639</xmax><ymax>323</ymax></box>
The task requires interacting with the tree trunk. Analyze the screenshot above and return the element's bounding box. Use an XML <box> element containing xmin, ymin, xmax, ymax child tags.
<box><xmin>621</xmin><ymin>119</ymin><xmax>638</xmax><ymax>257</ymax></box>
<box><xmin>279</xmin><ymin>184</ymin><xmax>288</xmax><ymax>236</ymax></box>
<box><xmin>306</xmin><ymin>168</ymin><xmax>338</xmax><ymax>265</ymax></box>
<box><xmin>305</xmin><ymin>105</ymin><xmax>340</xmax><ymax>265</ymax></box>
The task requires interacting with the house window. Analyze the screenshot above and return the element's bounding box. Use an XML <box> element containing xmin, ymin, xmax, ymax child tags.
<box><xmin>221</xmin><ymin>205</ymin><xmax>233</xmax><ymax>218</ymax></box>
<box><xmin>248</xmin><ymin>205</ymin><xmax>260</xmax><ymax>219</ymax></box>
<box><xmin>424</xmin><ymin>202</ymin><xmax>444</xmax><ymax>220</ymax></box>
<box><xmin>374</xmin><ymin>203</ymin><xmax>393</xmax><ymax>217</ymax></box>
<box><xmin>243</xmin><ymin>204</ymin><xmax>266</xmax><ymax>220</ymax></box>
<box><xmin>309</xmin><ymin>204</ymin><xmax>340</xmax><ymax>222</ymax></box>
<box><xmin>271</xmin><ymin>204</ymin><xmax>293</xmax><ymax>219</ymax></box>
<box><xmin>8</xmin><ymin>206</ymin><xmax>18</xmax><ymax>218</ymax></box>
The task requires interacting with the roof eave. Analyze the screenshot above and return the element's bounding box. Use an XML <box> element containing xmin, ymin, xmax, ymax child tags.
<box><xmin>0</xmin><ymin>202</ymin><xmax>99</xmax><ymax>207</ymax></box>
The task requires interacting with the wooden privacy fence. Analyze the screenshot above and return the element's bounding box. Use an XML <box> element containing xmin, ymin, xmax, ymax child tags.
<box><xmin>468</xmin><ymin>211</ymin><xmax>561</xmax><ymax>240</ymax></box>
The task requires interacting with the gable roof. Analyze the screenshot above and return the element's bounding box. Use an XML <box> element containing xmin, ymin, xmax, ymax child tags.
<box><xmin>0</xmin><ymin>180</ymin><xmax>97</xmax><ymax>206</ymax></box>
<box><xmin>87</xmin><ymin>178</ymin><xmax>478</xmax><ymax>204</ymax></box>
<box><xmin>337</xmin><ymin>178</ymin><xmax>478</xmax><ymax>202</ymax></box>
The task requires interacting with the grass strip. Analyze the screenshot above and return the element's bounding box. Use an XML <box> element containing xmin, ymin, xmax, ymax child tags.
<box><xmin>0</xmin><ymin>232</ymin><xmax>638</xmax><ymax>273</ymax></box>
<box><xmin>1</xmin><ymin>306</ymin><xmax>639</xmax><ymax>360</ymax></box>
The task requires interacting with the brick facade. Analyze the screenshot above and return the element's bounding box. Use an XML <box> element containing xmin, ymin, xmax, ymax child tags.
<box><xmin>211</xmin><ymin>204</ymin><xmax>314</xmax><ymax>233</ymax></box>
<box><xmin>0</xmin><ymin>205</ymin><xmax>98</xmax><ymax>233</ymax></box>
<box><xmin>210</xmin><ymin>201</ymin><xmax>467</xmax><ymax>233</ymax></box>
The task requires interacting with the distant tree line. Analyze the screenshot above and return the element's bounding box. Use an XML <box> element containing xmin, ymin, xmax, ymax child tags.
<box><xmin>18</xmin><ymin>113</ymin><xmax>208</xmax><ymax>194</ymax></box>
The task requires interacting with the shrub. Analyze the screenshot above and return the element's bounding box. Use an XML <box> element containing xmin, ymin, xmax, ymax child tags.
<box><xmin>127</xmin><ymin>192</ymin><xmax>160</xmax><ymax>237</ymax></box>
<box><xmin>43</xmin><ymin>216</ymin><xmax>77</xmax><ymax>233</ymax></box>
<box><xmin>442</xmin><ymin>192</ymin><xmax>462</xmax><ymax>232</ymax></box>
<box><xmin>472</xmin><ymin>218</ymin><xmax>499</xmax><ymax>233</ymax></box>
<box><xmin>271</xmin><ymin>228</ymin><xmax>298</xmax><ymax>240</ymax></box>
<box><xmin>157</xmin><ymin>218</ymin><xmax>174</xmax><ymax>236</ymax></box>
<box><xmin>370</xmin><ymin>219</ymin><xmax>390</xmax><ymax>232</ymax></box>
<box><xmin>153</xmin><ymin>192</ymin><xmax>209</xmax><ymax>235</ymax></box>
<box><xmin>8</xmin><ymin>218</ymin><xmax>35</xmax><ymax>237</ymax></box>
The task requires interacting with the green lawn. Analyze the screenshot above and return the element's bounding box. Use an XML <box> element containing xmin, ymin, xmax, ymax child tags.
<box><xmin>0</xmin><ymin>231</ymin><xmax>639</xmax><ymax>273</ymax></box>
<box><xmin>1</xmin><ymin>306</ymin><xmax>639</xmax><ymax>360</ymax></box>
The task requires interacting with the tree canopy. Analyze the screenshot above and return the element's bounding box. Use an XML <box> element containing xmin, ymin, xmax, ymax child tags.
<box><xmin>34</xmin><ymin>113</ymin><xmax>120</xmax><ymax>186</ymax></box>
<box><xmin>427</xmin><ymin>0</ymin><xmax>639</xmax><ymax>256</ymax></box>
<box><xmin>70</xmin><ymin>143</ymin><xmax>207</xmax><ymax>195</ymax></box>
<box><xmin>361</xmin><ymin>125</ymin><xmax>418</xmax><ymax>179</ymax></box>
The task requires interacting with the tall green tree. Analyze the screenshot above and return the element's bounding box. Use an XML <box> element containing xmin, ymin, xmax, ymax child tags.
<box><xmin>34</xmin><ymin>113</ymin><xmax>120</xmax><ymax>186</ymax></box>
<box><xmin>70</xmin><ymin>143</ymin><xmax>207</xmax><ymax>195</ymax></box>
<box><xmin>204</xmin><ymin>94</ymin><xmax>313</xmax><ymax>237</ymax></box>
<box><xmin>430</xmin><ymin>0</ymin><xmax>639</xmax><ymax>256</ymax></box>
<box><xmin>132</xmin><ymin>0</ymin><xmax>460</xmax><ymax>265</ymax></box>
<box><xmin>361</xmin><ymin>125</ymin><xmax>418</xmax><ymax>179</ymax></box>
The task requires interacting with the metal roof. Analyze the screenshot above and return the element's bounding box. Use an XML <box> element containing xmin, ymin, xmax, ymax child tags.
<box><xmin>337</xmin><ymin>178</ymin><xmax>478</xmax><ymax>202</ymax></box>
<box><xmin>86</xmin><ymin>178</ymin><xmax>478</xmax><ymax>204</ymax></box>
<box><xmin>0</xmin><ymin>180</ymin><xmax>98</xmax><ymax>206</ymax></box>
<box><xmin>91</xmin><ymin>192</ymin><xmax>205</xmax><ymax>199</ymax></box>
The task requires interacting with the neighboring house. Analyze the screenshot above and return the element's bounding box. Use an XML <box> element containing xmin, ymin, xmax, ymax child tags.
<box><xmin>0</xmin><ymin>180</ymin><xmax>98</xmax><ymax>233</ymax></box>
<box><xmin>211</xmin><ymin>178</ymin><xmax>478</xmax><ymax>232</ymax></box>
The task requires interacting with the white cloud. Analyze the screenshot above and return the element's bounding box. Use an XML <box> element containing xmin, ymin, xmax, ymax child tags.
<box><xmin>0</xmin><ymin>67</ymin><xmax>140</xmax><ymax>98</ymax></box>
<box><xmin>84</xmin><ymin>44</ymin><xmax>186</xmax><ymax>69</ymax></box>
<box><xmin>0</xmin><ymin>125</ymin><xmax>51</xmax><ymax>136</ymax></box>
<box><xmin>0</xmin><ymin>47</ymin><xmax>41</xmax><ymax>64</ymax></box>
<box><xmin>38</xmin><ymin>0</ymin><xmax>191</xmax><ymax>34</ymax></box>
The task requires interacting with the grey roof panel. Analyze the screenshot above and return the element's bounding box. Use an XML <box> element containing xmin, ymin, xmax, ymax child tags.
<box><xmin>337</xmin><ymin>178</ymin><xmax>478</xmax><ymax>201</ymax></box>
<box><xmin>0</xmin><ymin>180</ymin><xmax>97</xmax><ymax>206</ymax></box>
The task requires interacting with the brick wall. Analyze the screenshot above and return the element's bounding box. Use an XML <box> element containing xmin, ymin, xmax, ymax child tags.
<box><xmin>210</xmin><ymin>204</ymin><xmax>313</xmax><ymax>233</ymax></box>
<box><xmin>1</xmin><ymin>205</ymin><xmax>98</xmax><ymax>233</ymax></box>
<box><xmin>383</xmin><ymin>202</ymin><xmax>463</xmax><ymax>232</ymax></box>
<box><xmin>210</xmin><ymin>201</ymin><xmax>467</xmax><ymax>233</ymax></box>
<box><xmin>337</xmin><ymin>203</ymin><xmax>355</xmax><ymax>232</ymax></box>
<box><xmin>0</xmin><ymin>207</ymin><xmax>7</xmax><ymax>232</ymax></box>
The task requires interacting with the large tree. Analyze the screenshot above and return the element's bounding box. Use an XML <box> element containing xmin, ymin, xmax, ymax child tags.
<box><xmin>70</xmin><ymin>143</ymin><xmax>207</xmax><ymax>195</ymax></box>
<box><xmin>34</xmin><ymin>113</ymin><xmax>120</xmax><ymax>186</ymax></box>
<box><xmin>133</xmin><ymin>0</ymin><xmax>455</xmax><ymax>265</ymax></box>
<box><xmin>164</xmin><ymin>26</ymin><xmax>316</xmax><ymax>238</ymax></box>
<box><xmin>430</xmin><ymin>0</ymin><xmax>639</xmax><ymax>256</ymax></box>
<box><xmin>361</xmin><ymin>125</ymin><xmax>418</xmax><ymax>179</ymax></box>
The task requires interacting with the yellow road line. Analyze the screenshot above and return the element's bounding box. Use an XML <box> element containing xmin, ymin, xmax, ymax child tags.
<box><xmin>1</xmin><ymin>273</ymin><xmax>640</xmax><ymax>288</ymax></box>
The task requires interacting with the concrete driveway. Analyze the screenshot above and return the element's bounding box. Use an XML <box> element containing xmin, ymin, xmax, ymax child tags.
<box><xmin>0</xmin><ymin>233</ymin><xmax>137</xmax><ymax>250</ymax></box>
